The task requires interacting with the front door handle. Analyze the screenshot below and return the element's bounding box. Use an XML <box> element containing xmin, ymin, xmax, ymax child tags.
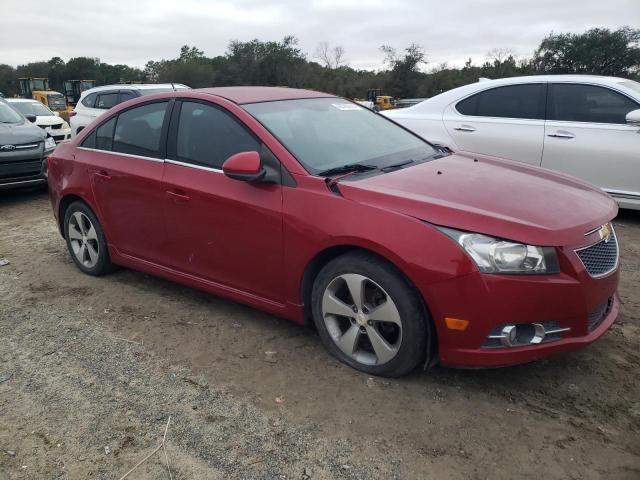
<box><xmin>547</xmin><ymin>130</ymin><xmax>575</xmax><ymax>139</ymax></box>
<box><xmin>454</xmin><ymin>125</ymin><xmax>476</xmax><ymax>132</ymax></box>
<box><xmin>166</xmin><ymin>189</ymin><xmax>190</xmax><ymax>204</ymax></box>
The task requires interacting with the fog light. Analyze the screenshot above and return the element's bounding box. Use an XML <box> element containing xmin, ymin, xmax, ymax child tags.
<box><xmin>500</xmin><ymin>323</ymin><xmax>545</xmax><ymax>347</ymax></box>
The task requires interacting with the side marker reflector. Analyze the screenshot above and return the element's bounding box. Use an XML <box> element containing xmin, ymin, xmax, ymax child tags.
<box><xmin>445</xmin><ymin>317</ymin><xmax>469</xmax><ymax>331</ymax></box>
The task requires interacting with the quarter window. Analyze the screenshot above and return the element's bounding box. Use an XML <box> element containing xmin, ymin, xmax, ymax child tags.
<box><xmin>548</xmin><ymin>83</ymin><xmax>640</xmax><ymax>124</ymax></box>
<box><xmin>174</xmin><ymin>101</ymin><xmax>260</xmax><ymax>169</ymax></box>
<box><xmin>113</xmin><ymin>101</ymin><xmax>168</xmax><ymax>158</ymax></box>
<box><xmin>95</xmin><ymin>92</ymin><xmax>119</xmax><ymax>109</ymax></box>
<box><xmin>81</xmin><ymin>92</ymin><xmax>97</xmax><ymax>108</ymax></box>
<box><xmin>456</xmin><ymin>84</ymin><xmax>546</xmax><ymax>120</ymax></box>
<box><xmin>119</xmin><ymin>91</ymin><xmax>137</xmax><ymax>103</ymax></box>
<box><xmin>95</xmin><ymin>117</ymin><xmax>116</xmax><ymax>150</ymax></box>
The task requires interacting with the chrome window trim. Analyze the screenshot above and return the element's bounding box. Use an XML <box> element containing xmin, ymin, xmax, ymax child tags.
<box><xmin>76</xmin><ymin>146</ymin><xmax>164</xmax><ymax>163</ymax></box>
<box><xmin>164</xmin><ymin>158</ymin><xmax>223</xmax><ymax>174</ymax></box>
<box><xmin>574</xmin><ymin>224</ymin><xmax>619</xmax><ymax>278</ymax></box>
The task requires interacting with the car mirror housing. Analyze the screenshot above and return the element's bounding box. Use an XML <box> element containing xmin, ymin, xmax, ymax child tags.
<box><xmin>626</xmin><ymin>109</ymin><xmax>640</xmax><ymax>126</ymax></box>
<box><xmin>25</xmin><ymin>114</ymin><xmax>37</xmax><ymax>123</ymax></box>
<box><xmin>222</xmin><ymin>151</ymin><xmax>266</xmax><ymax>182</ymax></box>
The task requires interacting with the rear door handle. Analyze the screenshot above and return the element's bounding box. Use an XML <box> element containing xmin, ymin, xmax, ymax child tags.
<box><xmin>88</xmin><ymin>168</ymin><xmax>111</xmax><ymax>180</ymax></box>
<box><xmin>547</xmin><ymin>130</ymin><xmax>575</xmax><ymax>139</ymax></box>
<box><xmin>166</xmin><ymin>189</ymin><xmax>190</xmax><ymax>204</ymax></box>
<box><xmin>454</xmin><ymin>125</ymin><xmax>476</xmax><ymax>132</ymax></box>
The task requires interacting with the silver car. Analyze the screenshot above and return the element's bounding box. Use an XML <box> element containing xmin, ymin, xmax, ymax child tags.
<box><xmin>0</xmin><ymin>98</ymin><xmax>56</xmax><ymax>190</ymax></box>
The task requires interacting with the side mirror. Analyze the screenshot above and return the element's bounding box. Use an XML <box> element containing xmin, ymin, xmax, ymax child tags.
<box><xmin>222</xmin><ymin>151</ymin><xmax>265</xmax><ymax>182</ymax></box>
<box><xmin>25</xmin><ymin>114</ymin><xmax>37</xmax><ymax>123</ymax></box>
<box><xmin>626</xmin><ymin>109</ymin><xmax>640</xmax><ymax>126</ymax></box>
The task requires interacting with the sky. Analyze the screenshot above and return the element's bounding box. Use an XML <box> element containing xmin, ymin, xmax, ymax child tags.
<box><xmin>1</xmin><ymin>0</ymin><xmax>638</xmax><ymax>71</ymax></box>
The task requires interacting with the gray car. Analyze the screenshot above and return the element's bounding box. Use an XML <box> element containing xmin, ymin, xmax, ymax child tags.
<box><xmin>0</xmin><ymin>97</ymin><xmax>56</xmax><ymax>190</ymax></box>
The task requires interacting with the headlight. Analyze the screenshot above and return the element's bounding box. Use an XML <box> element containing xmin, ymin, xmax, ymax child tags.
<box><xmin>438</xmin><ymin>227</ymin><xmax>559</xmax><ymax>274</ymax></box>
<box><xmin>44</xmin><ymin>136</ymin><xmax>56</xmax><ymax>150</ymax></box>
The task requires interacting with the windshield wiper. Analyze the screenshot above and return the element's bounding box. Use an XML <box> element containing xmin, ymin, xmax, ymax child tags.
<box><xmin>380</xmin><ymin>159</ymin><xmax>415</xmax><ymax>172</ymax></box>
<box><xmin>316</xmin><ymin>163</ymin><xmax>378</xmax><ymax>177</ymax></box>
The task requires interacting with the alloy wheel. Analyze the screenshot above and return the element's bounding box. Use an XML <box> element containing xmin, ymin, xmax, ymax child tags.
<box><xmin>321</xmin><ymin>273</ymin><xmax>403</xmax><ymax>366</ymax></box>
<box><xmin>68</xmin><ymin>212</ymin><xmax>100</xmax><ymax>269</ymax></box>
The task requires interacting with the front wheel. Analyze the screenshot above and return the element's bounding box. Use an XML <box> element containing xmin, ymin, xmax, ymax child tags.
<box><xmin>311</xmin><ymin>252</ymin><xmax>428</xmax><ymax>377</ymax></box>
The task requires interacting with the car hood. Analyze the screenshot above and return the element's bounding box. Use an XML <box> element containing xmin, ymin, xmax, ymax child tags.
<box><xmin>35</xmin><ymin>115</ymin><xmax>64</xmax><ymax>127</ymax></box>
<box><xmin>338</xmin><ymin>153</ymin><xmax>617</xmax><ymax>246</ymax></box>
<box><xmin>0</xmin><ymin>121</ymin><xmax>45</xmax><ymax>145</ymax></box>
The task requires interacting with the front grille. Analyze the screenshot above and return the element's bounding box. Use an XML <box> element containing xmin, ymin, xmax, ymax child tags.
<box><xmin>588</xmin><ymin>297</ymin><xmax>613</xmax><ymax>332</ymax></box>
<box><xmin>0</xmin><ymin>142</ymin><xmax>40</xmax><ymax>151</ymax></box>
<box><xmin>575</xmin><ymin>227</ymin><xmax>618</xmax><ymax>277</ymax></box>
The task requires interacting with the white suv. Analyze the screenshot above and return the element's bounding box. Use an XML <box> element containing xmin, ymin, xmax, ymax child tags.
<box><xmin>384</xmin><ymin>75</ymin><xmax>640</xmax><ymax>210</ymax></box>
<box><xmin>70</xmin><ymin>83</ymin><xmax>190</xmax><ymax>136</ymax></box>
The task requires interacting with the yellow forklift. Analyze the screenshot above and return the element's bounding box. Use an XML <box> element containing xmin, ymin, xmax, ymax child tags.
<box><xmin>367</xmin><ymin>88</ymin><xmax>395</xmax><ymax>111</ymax></box>
<box><xmin>18</xmin><ymin>77</ymin><xmax>73</xmax><ymax>121</ymax></box>
<box><xmin>63</xmin><ymin>79</ymin><xmax>96</xmax><ymax>107</ymax></box>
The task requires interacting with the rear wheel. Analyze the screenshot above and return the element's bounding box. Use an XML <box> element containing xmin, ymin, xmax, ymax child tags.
<box><xmin>63</xmin><ymin>201</ymin><xmax>114</xmax><ymax>276</ymax></box>
<box><xmin>311</xmin><ymin>251</ymin><xmax>428</xmax><ymax>377</ymax></box>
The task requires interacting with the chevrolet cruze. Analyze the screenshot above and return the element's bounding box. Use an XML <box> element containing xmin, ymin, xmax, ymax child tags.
<box><xmin>47</xmin><ymin>87</ymin><xmax>620</xmax><ymax>377</ymax></box>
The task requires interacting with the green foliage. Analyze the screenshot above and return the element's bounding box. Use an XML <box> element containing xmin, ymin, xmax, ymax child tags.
<box><xmin>0</xmin><ymin>28</ymin><xmax>638</xmax><ymax>100</ymax></box>
<box><xmin>533</xmin><ymin>27</ymin><xmax>640</xmax><ymax>76</ymax></box>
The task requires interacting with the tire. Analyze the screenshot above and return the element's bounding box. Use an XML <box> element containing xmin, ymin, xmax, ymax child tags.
<box><xmin>311</xmin><ymin>251</ymin><xmax>428</xmax><ymax>377</ymax></box>
<box><xmin>63</xmin><ymin>201</ymin><xmax>114</xmax><ymax>276</ymax></box>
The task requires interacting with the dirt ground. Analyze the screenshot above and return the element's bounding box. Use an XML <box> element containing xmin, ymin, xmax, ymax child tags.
<box><xmin>1</xmin><ymin>189</ymin><xmax>639</xmax><ymax>480</ymax></box>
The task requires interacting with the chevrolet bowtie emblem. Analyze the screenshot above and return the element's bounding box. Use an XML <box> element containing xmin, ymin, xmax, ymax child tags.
<box><xmin>598</xmin><ymin>224</ymin><xmax>611</xmax><ymax>243</ymax></box>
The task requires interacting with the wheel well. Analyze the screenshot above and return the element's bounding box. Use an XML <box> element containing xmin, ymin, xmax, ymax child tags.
<box><xmin>58</xmin><ymin>194</ymin><xmax>84</xmax><ymax>238</ymax></box>
<box><xmin>301</xmin><ymin>245</ymin><xmax>438</xmax><ymax>366</ymax></box>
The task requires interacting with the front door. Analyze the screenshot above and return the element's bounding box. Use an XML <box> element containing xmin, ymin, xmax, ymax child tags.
<box><xmin>162</xmin><ymin>100</ymin><xmax>284</xmax><ymax>302</ymax></box>
<box><xmin>542</xmin><ymin>82</ymin><xmax>640</xmax><ymax>202</ymax></box>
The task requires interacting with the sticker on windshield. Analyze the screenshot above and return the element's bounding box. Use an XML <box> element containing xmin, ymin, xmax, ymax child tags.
<box><xmin>332</xmin><ymin>103</ymin><xmax>363</xmax><ymax>111</ymax></box>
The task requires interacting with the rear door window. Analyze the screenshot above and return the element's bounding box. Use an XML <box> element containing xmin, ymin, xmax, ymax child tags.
<box><xmin>548</xmin><ymin>83</ymin><xmax>640</xmax><ymax>124</ymax></box>
<box><xmin>112</xmin><ymin>101</ymin><xmax>169</xmax><ymax>158</ymax></box>
<box><xmin>95</xmin><ymin>92</ymin><xmax>119</xmax><ymax>109</ymax></box>
<box><xmin>456</xmin><ymin>84</ymin><xmax>546</xmax><ymax>120</ymax></box>
<box><xmin>170</xmin><ymin>101</ymin><xmax>260</xmax><ymax>169</ymax></box>
<box><xmin>119</xmin><ymin>91</ymin><xmax>137</xmax><ymax>103</ymax></box>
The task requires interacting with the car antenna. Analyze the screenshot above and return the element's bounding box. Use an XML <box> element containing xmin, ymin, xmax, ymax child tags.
<box><xmin>171</xmin><ymin>82</ymin><xmax>176</xmax><ymax>92</ymax></box>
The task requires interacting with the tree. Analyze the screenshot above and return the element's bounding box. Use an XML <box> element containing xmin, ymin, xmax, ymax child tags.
<box><xmin>314</xmin><ymin>42</ymin><xmax>346</xmax><ymax>69</ymax></box>
<box><xmin>533</xmin><ymin>27</ymin><xmax>640</xmax><ymax>76</ymax></box>
<box><xmin>379</xmin><ymin>43</ymin><xmax>427</xmax><ymax>98</ymax></box>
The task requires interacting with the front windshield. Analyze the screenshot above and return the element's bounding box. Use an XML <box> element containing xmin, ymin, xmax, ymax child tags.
<box><xmin>0</xmin><ymin>101</ymin><xmax>24</xmax><ymax>123</ymax></box>
<box><xmin>10</xmin><ymin>101</ymin><xmax>53</xmax><ymax>117</ymax></box>
<box><xmin>244</xmin><ymin>98</ymin><xmax>437</xmax><ymax>174</ymax></box>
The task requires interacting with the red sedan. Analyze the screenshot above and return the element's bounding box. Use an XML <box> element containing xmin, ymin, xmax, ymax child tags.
<box><xmin>47</xmin><ymin>87</ymin><xmax>620</xmax><ymax>377</ymax></box>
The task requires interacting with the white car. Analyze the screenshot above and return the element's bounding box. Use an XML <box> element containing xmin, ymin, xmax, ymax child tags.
<box><xmin>70</xmin><ymin>83</ymin><xmax>190</xmax><ymax>136</ymax></box>
<box><xmin>6</xmin><ymin>98</ymin><xmax>71</xmax><ymax>144</ymax></box>
<box><xmin>384</xmin><ymin>75</ymin><xmax>640</xmax><ymax>210</ymax></box>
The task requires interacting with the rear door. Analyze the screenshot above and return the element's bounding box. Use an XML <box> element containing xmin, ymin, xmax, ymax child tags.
<box><xmin>162</xmin><ymin>99</ymin><xmax>284</xmax><ymax>301</ymax></box>
<box><xmin>442</xmin><ymin>83</ymin><xmax>547</xmax><ymax>165</ymax></box>
<box><xmin>542</xmin><ymin>82</ymin><xmax>640</xmax><ymax>201</ymax></box>
<box><xmin>79</xmin><ymin>100</ymin><xmax>170</xmax><ymax>261</ymax></box>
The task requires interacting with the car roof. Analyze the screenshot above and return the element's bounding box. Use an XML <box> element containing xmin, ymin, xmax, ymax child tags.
<box><xmin>197</xmin><ymin>86</ymin><xmax>336</xmax><ymax>104</ymax></box>
<box><xmin>80</xmin><ymin>83</ymin><xmax>190</xmax><ymax>95</ymax></box>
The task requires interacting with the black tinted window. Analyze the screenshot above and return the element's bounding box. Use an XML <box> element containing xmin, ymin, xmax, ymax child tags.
<box><xmin>96</xmin><ymin>93</ymin><xmax>119</xmax><ymax>109</ymax></box>
<box><xmin>96</xmin><ymin>117</ymin><xmax>116</xmax><ymax>150</ymax></box>
<box><xmin>113</xmin><ymin>101</ymin><xmax>168</xmax><ymax>158</ymax></box>
<box><xmin>548</xmin><ymin>83</ymin><xmax>639</xmax><ymax>124</ymax></box>
<box><xmin>456</xmin><ymin>84</ymin><xmax>546</xmax><ymax>119</ymax></box>
<box><xmin>81</xmin><ymin>92</ymin><xmax>97</xmax><ymax>108</ymax></box>
<box><xmin>80</xmin><ymin>130</ymin><xmax>96</xmax><ymax>149</ymax></box>
<box><xmin>119</xmin><ymin>91</ymin><xmax>137</xmax><ymax>102</ymax></box>
<box><xmin>175</xmin><ymin>101</ymin><xmax>260</xmax><ymax>169</ymax></box>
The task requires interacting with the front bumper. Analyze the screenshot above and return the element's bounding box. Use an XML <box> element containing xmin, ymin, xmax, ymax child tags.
<box><xmin>0</xmin><ymin>146</ymin><xmax>50</xmax><ymax>190</ymax></box>
<box><xmin>420</xmin><ymin>247</ymin><xmax>620</xmax><ymax>368</ymax></box>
